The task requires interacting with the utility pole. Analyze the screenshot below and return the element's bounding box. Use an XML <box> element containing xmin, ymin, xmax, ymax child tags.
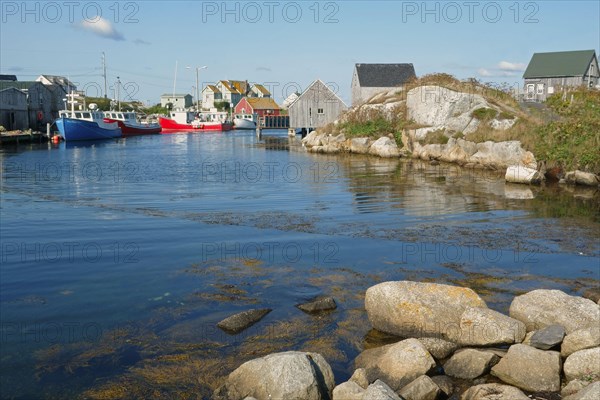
<box><xmin>102</xmin><ymin>52</ymin><xmax>108</xmax><ymax>99</ymax></box>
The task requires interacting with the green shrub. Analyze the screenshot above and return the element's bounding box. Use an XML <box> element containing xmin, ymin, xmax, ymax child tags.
<box><xmin>472</xmin><ymin>107</ymin><xmax>497</xmax><ymax>121</ymax></box>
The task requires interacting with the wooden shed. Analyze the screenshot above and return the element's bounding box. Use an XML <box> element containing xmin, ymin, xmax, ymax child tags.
<box><xmin>523</xmin><ymin>50</ymin><xmax>599</xmax><ymax>102</ymax></box>
<box><xmin>0</xmin><ymin>88</ymin><xmax>29</xmax><ymax>130</ymax></box>
<box><xmin>288</xmin><ymin>79</ymin><xmax>347</xmax><ymax>131</ymax></box>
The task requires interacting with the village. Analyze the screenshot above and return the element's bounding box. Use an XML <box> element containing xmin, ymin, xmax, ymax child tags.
<box><xmin>1</xmin><ymin>49</ymin><xmax>598</xmax><ymax>139</ymax></box>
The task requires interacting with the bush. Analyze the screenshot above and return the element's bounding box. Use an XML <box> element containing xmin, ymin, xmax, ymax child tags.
<box><xmin>471</xmin><ymin>107</ymin><xmax>497</xmax><ymax>121</ymax></box>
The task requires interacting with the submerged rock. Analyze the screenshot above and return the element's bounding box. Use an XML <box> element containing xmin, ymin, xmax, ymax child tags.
<box><xmin>217</xmin><ymin>308</ymin><xmax>272</xmax><ymax>334</ymax></box>
<box><xmin>490</xmin><ymin>344</ymin><xmax>561</xmax><ymax>392</ymax></box>
<box><xmin>354</xmin><ymin>338</ymin><xmax>436</xmax><ymax>391</ymax></box>
<box><xmin>213</xmin><ymin>351</ymin><xmax>334</xmax><ymax>400</ymax></box>
<box><xmin>297</xmin><ymin>296</ymin><xmax>337</xmax><ymax>314</ymax></box>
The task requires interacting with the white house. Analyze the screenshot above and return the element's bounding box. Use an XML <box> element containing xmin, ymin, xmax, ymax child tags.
<box><xmin>160</xmin><ymin>93</ymin><xmax>193</xmax><ymax>109</ymax></box>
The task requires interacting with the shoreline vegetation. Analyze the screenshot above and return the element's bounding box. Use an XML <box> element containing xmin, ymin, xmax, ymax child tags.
<box><xmin>311</xmin><ymin>73</ymin><xmax>600</xmax><ymax>184</ymax></box>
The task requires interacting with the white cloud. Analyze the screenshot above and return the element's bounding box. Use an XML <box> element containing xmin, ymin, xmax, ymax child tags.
<box><xmin>498</xmin><ymin>61</ymin><xmax>526</xmax><ymax>71</ymax></box>
<box><xmin>76</xmin><ymin>17</ymin><xmax>125</xmax><ymax>41</ymax></box>
<box><xmin>478</xmin><ymin>68</ymin><xmax>494</xmax><ymax>77</ymax></box>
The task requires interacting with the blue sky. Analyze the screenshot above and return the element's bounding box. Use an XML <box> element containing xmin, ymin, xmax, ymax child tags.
<box><xmin>1</xmin><ymin>1</ymin><xmax>599</xmax><ymax>105</ymax></box>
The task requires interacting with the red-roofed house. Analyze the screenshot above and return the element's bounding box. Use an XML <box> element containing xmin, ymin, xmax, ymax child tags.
<box><xmin>234</xmin><ymin>97</ymin><xmax>281</xmax><ymax>117</ymax></box>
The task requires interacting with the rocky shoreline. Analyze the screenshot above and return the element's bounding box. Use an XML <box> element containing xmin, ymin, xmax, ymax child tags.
<box><xmin>213</xmin><ymin>281</ymin><xmax>600</xmax><ymax>400</ymax></box>
<box><xmin>300</xmin><ymin>84</ymin><xmax>600</xmax><ymax>188</ymax></box>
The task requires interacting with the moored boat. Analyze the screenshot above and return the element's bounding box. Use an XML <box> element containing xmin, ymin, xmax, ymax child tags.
<box><xmin>55</xmin><ymin>95</ymin><xmax>121</xmax><ymax>141</ymax></box>
<box><xmin>159</xmin><ymin>110</ymin><xmax>233</xmax><ymax>132</ymax></box>
<box><xmin>233</xmin><ymin>113</ymin><xmax>258</xmax><ymax>129</ymax></box>
<box><xmin>103</xmin><ymin>111</ymin><xmax>161</xmax><ymax>135</ymax></box>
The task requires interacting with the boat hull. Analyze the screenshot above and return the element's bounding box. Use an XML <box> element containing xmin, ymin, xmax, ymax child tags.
<box><xmin>233</xmin><ymin>118</ymin><xmax>257</xmax><ymax>129</ymax></box>
<box><xmin>159</xmin><ymin>117</ymin><xmax>233</xmax><ymax>132</ymax></box>
<box><xmin>56</xmin><ymin>118</ymin><xmax>121</xmax><ymax>141</ymax></box>
<box><xmin>104</xmin><ymin>118</ymin><xmax>162</xmax><ymax>135</ymax></box>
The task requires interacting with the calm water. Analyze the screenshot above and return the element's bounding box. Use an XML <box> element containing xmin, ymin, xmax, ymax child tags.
<box><xmin>1</xmin><ymin>131</ymin><xmax>599</xmax><ymax>398</ymax></box>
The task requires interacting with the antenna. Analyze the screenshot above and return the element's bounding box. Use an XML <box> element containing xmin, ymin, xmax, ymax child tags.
<box><xmin>102</xmin><ymin>52</ymin><xmax>108</xmax><ymax>99</ymax></box>
<box><xmin>173</xmin><ymin>60</ymin><xmax>178</xmax><ymax>99</ymax></box>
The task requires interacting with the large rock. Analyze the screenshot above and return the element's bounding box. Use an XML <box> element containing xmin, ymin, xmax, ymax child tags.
<box><xmin>217</xmin><ymin>309</ymin><xmax>272</xmax><ymax>334</ymax></box>
<box><xmin>214</xmin><ymin>351</ymin><xmax>334</xmax><ymax>400</ymax></box>
<box><xmin>460</xmin><ymin>383</ymin><xmax>529</xmax><ymax>400</ymax></box>
<box><xmin>457</xmin><ymin>307</ymin><xmax>526</xmax><ymax>346</ymax></box>
<box><xmin>490</xmin><ymin>344</ymin><xmax>561</xmax><ymax>392</ymax></box>
<box><xmin>362</xmin><ymin>380</ymin><xmax>402</xmax><ymax>400</ymax></box>
<box><xmin>398</xmin><ymin>375</ymin><xmax>440</xmax><ymax>400</ymax></box>
<box><xmin>563</xmin><ymin>382</ymin><xmax>600</xmax><ymax>400</ymax></box>
<box><xmin>505</xmin><ymin>165</ymin><xmax>543</xmax><ymax>184</ymax></box>
<box><xmin>565</xmin><ymin>170</ymin><xmax>600</xmax><ymax>187</ymax></box>
<box><xmin>443</xmin><ymin>349</ymin><xmax>500</xmax><ymax>380</ymax></box>
<box><xmin>529</xmin><ymin>324</ymin><xmax>565</xmax><ymax>350</ymax></box>
<box><xmin>354</xmin><ymin>338</ymin><xmax>436</xmax><ymax>391</ymax></box>
<box><xmin>562</xmin><ymin>380</ymin><xmax>592</xmax><ymax>397</ymax></box>
<box><xmin>469</xmin><ymin>141</ymin><xmax>537</xmax><ymax>170</ymax></box>
<box><xmin>407</xmin><ymin>86</ymin><xmax>487</xmax><ymax>134</ymax></box>
<box><xmin>509</xmin><ymin>289</ymin><xmax>600</xmax><ymax>334</ymax></box>
<box><xmin>417</xmin><ymin>337</ymin><xmax>459</xmax><ymax>360</ymax></box>
<box><xmin>368</xmin><ymin>137</ymin><xmax>401</xmax><ymax>158</ymax></box>
<box><xmin>561</xmin><ymin>326</ymin><xmax>600</xmax><ymax>357</ymax></box>
<box><xmin>332</xmin><ymin>381</ymin><xmax>364</xmax><ymax>400</ymax></box>
<box><xmin>563</xmin><ymin>347</ymin><xmax>600</xmax><ymax>382</ymax></box>
<box><xmin>365</xmin><ymin>281</ymin><xmax>487</xmax><ymax>340</ymax></box>
<box><xmin>349</xmin><ymin>137</ymin><xmax>372</xmax><ymax>154</ymax></box>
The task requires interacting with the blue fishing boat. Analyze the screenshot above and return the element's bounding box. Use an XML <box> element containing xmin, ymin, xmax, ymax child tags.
<box><xmin>55</xmin><ymin>93</ymin><xmax>121</xmax><ymax>141</ymax></box>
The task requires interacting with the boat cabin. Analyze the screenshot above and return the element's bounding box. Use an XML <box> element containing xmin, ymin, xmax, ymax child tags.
<box><xmin>59</xmin><ymin>109</ymin><xmax>105</xmax><ymax>122</ymax></box>
<box><xmin>104</xmin><ymin>111</ymin><xmax>137</xmax><ymax>121</ymax></box>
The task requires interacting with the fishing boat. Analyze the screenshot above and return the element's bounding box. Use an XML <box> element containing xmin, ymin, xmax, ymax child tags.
<box><xmin>55</xmin><ymin>93</ymin><xmax>121</xmax><ymax>141</ymax></box>
<box><xmin>233</xmin><ymin>113</ymin><xmax>258</xmax><ymax>129</ymax></box>
<box><xmin>103</xmin><ymin>111</ymin><xmax>161</xmax><ymax>135</ymax></box>
<box><xmin>159</xmin><ymin>110</ymin><xmax>233</xmax><ymax>132</ymax></box>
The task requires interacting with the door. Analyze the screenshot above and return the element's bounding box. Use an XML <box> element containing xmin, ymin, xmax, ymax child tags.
<box><xmin>526</xmin><ymin>84</ymin><xmax>535</xmax><ymax>101</ymax></box>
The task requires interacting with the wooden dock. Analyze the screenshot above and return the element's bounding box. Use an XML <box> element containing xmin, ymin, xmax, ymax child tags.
<box><xmin>0</xmin><ymin>131</ymin><xmax>49</xmax><ymax>145</ymax></box>
<box><xmin>258</xmin><ymin>115</ymin><xmax>289</xmax><ymax>129</ymax></box>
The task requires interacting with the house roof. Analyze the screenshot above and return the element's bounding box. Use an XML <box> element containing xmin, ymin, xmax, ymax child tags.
<box><xmin>523</xmin><ymin>50</ymin><xmax>597</xmax><ymax>78</ymax></box>
<box><xmin>0</xmin><ymin>81</ymin><xmax>42</xmax><ymax>91</ymax></box>
<box><xmin>219</xmin><ymin>80</ymin><xmax>241</xmax><ymax>94</ymax></box>
<box><xmin>230</xmin><ymin>80</ymin><xmax>248</xmax><ymax>94</ymax></box>
<box><xmin>245</xmin><ymin>97</ymin><xmax>280</xmax><ymax>110</ymax></box>
<box><xmin>37</xmin><ymin>75</ymin><xmax>75</xmax><ymax>87</ymax></box>
<box><xmin>161</xmin><ymin>93</ymin><xmax>191</xmax><ymax>98</ymax></box>
<box><xmin>290</xmin><ymin>79</ymin><xmax>347</xmax><ymax>108</ymax></box>
<box><xmin>204</xmin><ymin>85</ymin><xmax>221</xmax><ymax>93</ymax></box>
<box><xmin>0</xmin><ymin>74</ymin><xmax>17</xmax><ymax>81</ymax></box>
<box><xmin>355</xmin><ymin>63</ymin><xmax>416</xmax><ymax>87</ymax></box>
<box><xmin>251</xmin><ymin>83</ymin><xmax>271</xmax><ymax>95</ymax></box>
<box><xmin>0</xmin><ymin>87</ymin><xmax>27</xmax><ymax>95</ymax></box>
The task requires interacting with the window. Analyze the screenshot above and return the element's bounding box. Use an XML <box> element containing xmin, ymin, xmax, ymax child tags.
<box><xmin>317</xmin><ymin>108</ymin><xmax>324</xmax><ymax>114</ymax></box>
<box><xmin>75</xmin><ymin>112</ymin><xmax>82</xmax><ymax>118</ymax></box>
<box><xmin>536</xmin><ymin>84</ymin><xmax>544</xmax><ymax>95</ymax></box>
<box><xmin>82</xmin><ymin>112</ymin><xmax>91</xmax><ymax>118</ymax></box>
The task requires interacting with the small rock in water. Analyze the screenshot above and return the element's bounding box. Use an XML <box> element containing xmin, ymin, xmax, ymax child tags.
<box><xmin>297</xmin><ymin>296</ymin><xmax>337</xmax><ymax>313</ymax></box>
<box><xmin>217</xmin><ymin>308</ymin><xmax>272</xmax><ymax>334</ymax></box>
<box><xmin>582</xmin><ymin>287</ymin><xmax>600</xmax><ymax>303</ymax></box>
<box><xmin>529</xmin><ymin>324</ymin><xmax>566</xmax><ymax>350</ymax></box>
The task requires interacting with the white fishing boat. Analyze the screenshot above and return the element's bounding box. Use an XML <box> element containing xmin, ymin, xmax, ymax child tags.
<box><xmin>233</xmin><ymin>113</ymin><xmax>258</xmax><ymax>129</ymax></box>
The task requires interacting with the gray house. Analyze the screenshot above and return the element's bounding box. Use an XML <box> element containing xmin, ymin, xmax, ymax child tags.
<box><xmin>35</xmin><ymin>75</ymin><xmax>77</xmax><ymax>119</ymax></box>
<box><xmin>0</xmin><ymin>87</ymin><xmax>29</xmax><ymax>130</ymax></box>
<box><xmin>523</xmin><ymin>50</ymin><xmax>599</xmax><ymax>102</ymax></box>
<box><xmin>351</xmin><ymin>63</ymin><xmax>416</xmax><ymax>106</ymax></box>
<box><xmin>160</xmin><ymin>93</ymin><xmax>193</xmax><ymax>109</ymax></box>
<box><xmin>288</xmin><ymin>79</ymin><xmax>347</xmax><ymax>131</ymax></box>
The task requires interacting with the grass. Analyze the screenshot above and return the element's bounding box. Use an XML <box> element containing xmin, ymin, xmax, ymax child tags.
<box><xmin>472</xmin><ymin>107</ymin><xmax>498</xmax><ymax>121</ymax></box>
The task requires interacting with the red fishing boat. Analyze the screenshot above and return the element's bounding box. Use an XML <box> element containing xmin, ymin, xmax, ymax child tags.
<box><xmin>158</xmin><ymin>110</ymin><xmax>233</xmax><ymax>132</ymax></box>
<box><xmin>103</xmin><ymin>111</ymin><xmax>161</xmax><ymax>135</ymax></box>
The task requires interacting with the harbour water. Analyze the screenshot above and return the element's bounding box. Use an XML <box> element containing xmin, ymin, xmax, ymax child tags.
<box><xmin>1</xmin><ymin>131</ymin><xmax>599</xmax><ymax>398</ymax></box>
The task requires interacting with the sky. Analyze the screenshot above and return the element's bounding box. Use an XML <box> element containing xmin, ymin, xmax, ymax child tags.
<box><xmin>1</xmin><ymin>0</ymin><xmax>599</xmax><ymax>105</ymax></box>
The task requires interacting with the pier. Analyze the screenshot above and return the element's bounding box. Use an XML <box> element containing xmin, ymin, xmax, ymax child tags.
<box><xmin>0</xmin><ymin>130</ymin><xmax>49</xmax><ymax>145</ymax></box>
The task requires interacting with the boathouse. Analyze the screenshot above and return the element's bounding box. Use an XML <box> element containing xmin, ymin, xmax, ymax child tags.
<box><xmin>351</xmin><ymin>63</ymin><xmax>416</xmax><ymax>106</ymax></box>
<box><xmin>0</xmin><ymin>87</ymin><xmax>29</xmax><ymax>130</ymax></box>
<box><xmin>288</xmin><ymin>79</ymin><xmax>347</xmax><ymax>131</ymax></box>
<box><xmin>523</xmin><ymin>50</ymin><xmax>599</xmax><ymax>102</ymax></box>
<box><xmin>35</xmin><ymin>75</ymin><xmax>77</xmax><ymax>119</ymax></box>
<box><xmin>0</xmin><ymin>81</ymin><xmax>53</xmax><ymax>129</ymax></box>
<box><xmin>160</xmin><ymin>93</ymin><xmax>193</xmax><ymax>110</ymax></box>
<box><xmin>234</xmin><ymin>97</ymin><xmax>281</xmax><ymax>117</ymax></box>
